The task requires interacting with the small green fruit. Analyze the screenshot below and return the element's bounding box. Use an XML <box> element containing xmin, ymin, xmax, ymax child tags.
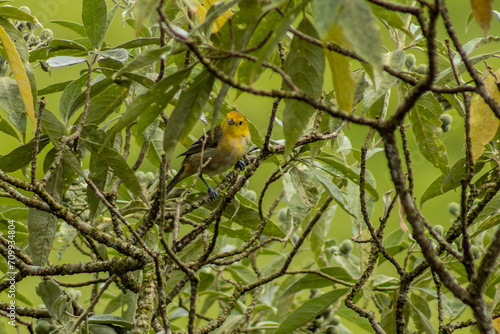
<box><xmin>325</xmin><ymin>325</ymin><xmax>340</xmax><ymax>334</ymax></box>
<box><xmin>145</xmin><ymin>172</ymin><xmax>155</xmax><ymax>184</ymax></box>
<box><xmin>277</xmin><ymin>208</ymin><xmax>287</xmax><ymax>224</ymax></box>
<box><xmin>434</xmin><ymin>225</ymin><xmax>444</xmax><ymax>237</ymax></box>
<box><xmin>244</xmin><ymin>190</ymin><xmax>257</xmax><ymax>201</ymax></box>
<box><xmin>471</xmin><ymin>245</ymin><xmax>481</xmax><ymax>259</ymax></box>
<box><xmin>330</xmin><ymin>315</ymin><xmax>341</xmax><ymax>326</ymax></box>
<box><xmin>439</xmin><ymin>114</ymin><xmax>452</xmax><ymax>126</ymax></box>
<box><xmin>448</xmin><ymin>202</ymin><xmax>460</xmax><ymax>217</ymax></box>
<box><xmin>19</xmin><ymin>6</ymin><xmax>31</xmax><ymax>14</ymax></box>
<box><xmin>328</xmin><ymin>246</ymin><xmax>339</xmax><ymax>254</ymax></box>
<box><xmin>415</xmin><ymin>64</ymin><xmax>428</xmax><ymax>74</ymax></box>
<box><xmin>40</xmin><ymin>28</ymin><xmax>54</xmax><ymax>41</ymax></box>
<box><xmin>135</xmin><ymin>171</ymin><xmax>145</xmax><ymax>182</ymax></box>
<box><xmin>35</xmin><ymin>321</ymin><xmax>56</xmax><ymax>334</ymax></box>
<box><xmin>339</xmin><ymin>239</ymin><xmax>353</xmax><ymax>255</ymax></box>
<box><xmin>405</xmin><ymin>54</ymin><xmax>416</xmax><ymax>70</ymax></box>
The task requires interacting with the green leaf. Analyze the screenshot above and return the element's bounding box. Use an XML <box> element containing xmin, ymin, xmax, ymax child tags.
<box><xmin>201</xmin><ymin>193</ymin><xmax>286</xmax><ymax>238</ymax></box>
<box><xmin>314</xmin><ymin>156</ymin><xmax>379</xmax><ymax>200</ymax></box>
<box><xmin>0</xmin><ymin>6</ymin><xmax>37</xmax><ymax>22</ymax></box>
<box><xmin>363</xmin><ymin>50</ymin><xmax>405</xmax><ymax>117</ymax></box>
<box><xmin>472</xmin><ymin>214</ymin><xmax>500</xmax><ymax>239</ymax></box>
<box><xmin>283</xmin><ymin>17</ymin><xmax>325</xmax><ymax>156</ymax></box>
<box><xmin>163</xmin><ymin>70</ymin><xmax>215</xmax><ymax>165</ymax></box>
<box><xmin>409</xmin><ymin>295</ymin><xmax>435</xmax><ymax>334</ymax></box>
<box><xmin>337</xmin><ymin>0</ymin><xmax>384</xmax><ymax>71</ymax></box>
<box><xmin>107</xmin><ymin>66</ymin><xmax>192</xmax><ymax>143</ymax></box>
<box><xmin>82</xmin><ymin>0</ymin><xmax>108</xmax><ymax>50</ymax></box>
<box><xmin>247</xmin><ymin>120</ymin><xmax>264</xmax><ymax>148</ymax></box>
<box><xmin>0</xmin><ymin>218</ymin><xmax>28</xmax><ymax>246</ymax></box>
<box><xmin>112</xmin><ymin>45</ymin><xmax>172</xmax><ymax>79</ymax></box>
<box><xmin>312</xmin><ymin>0</ymin><xmax>342</xmax><ymax>38</ymax></box>
<box><xmin>382</xmin><ymin>228</ymin><xmax>405</xmax><ymax>248</ymax></box>
<box><xmin>82</xmin><ymin>84</ymin><xmax>129</xmax><ymax>126</ymax></box>
<box><xmin>38</xmin><ymin>80</ymin><xmax>73</xmax><ymax>95</ymax></box>
<box><xmin>226</xmin><ymin>264</ymin><xmax>258</xmax><ymax>284</ymax></box>
<box><xmin>50</xmin><ymin>20</ymin><xmax>87</xmax><ymax>37</ymax></box>
<box><xmin>47</xmin><ymin>39</ymin><xmax>88</xmax><ymax>53</ymax></box>
<box><xmin>42</xmin><ymin>109</ymin><xmax>68</xmax><ymax>145</ymax></box>
<box><xmin>435</xmin><ymin>53</ymin><xmax>492</xmax><ymax>86</ymax></box>
<box><xmin>213</xmin><ymin>315</ymin><xmax>244</xmax><ymax>334</ymax></box>
<box><xmin>0</xmin><ymin>136</ymin><xmax>50</xmax><ymax>172</ymax></box>
<box><xmin>115</xmin><ymin>38</ymin><xmax>161</xmax><ymax>49</ymax></box>
<box><xmin>420</xmin><ymin>157</ymin><xmax>486</xmax><ymax>206</ymax></box>
<box><xmin>308</xmin><ymin>167</ymin><xmax>355</xmax><ymax>217</ymax></box>
<box><xmin>86</xmin><ymin>324</ymin><xmax>118</xmax><ymax>334</ymax></box>
<box><xmin>82</xmin><ymin>137</ymin><xmax>144</xmax><ymax>200</ymax></box>
<box><xmin>28</xmin><ymin>206</ymin><xmax>58</xmax><ymax>266</ymax></box>
<box><xmin>283</xmin><ymin>172</ymin><xmax>314</xmax><ymax>230</ymax></box>
<box><xmin>274</xmin><ymin>289</ymin><xmax>349</xmax><ymax>334</ymax></box>
<box><xmin>0</xmin><ymin>112</ymin><xmax>19</xmax><ymax>141</ymax></box>
<box><xmin>60</xmin><ymin>75</ymin><xmax>114</xmax><ymax>123</ymax></box>
<box><xmin>35</xmin><ymin>281</ymin><xmax>64</xmax><ymax>320</ymax></box>
<box><xmin>410</xmin><ymin>93</ymin><xmax>450</xmax><ymax>174</ymax></box>
<box><xmin>280</xmin><ymin>267</ymin><xmax>354</xmax><ymax>298</ymax></box>
<box><xmin>59</xmin><ymin>74</ymin><xmax>87</xmax><ymax>123</ymax></box>
<box><xmin>236</xmin><ymin>7</ymin><xmax>296</xmax><ymax>86</ymax></box>
<box><xmin>0</xmin><ymin>77</ymin><xmax>26</xmax><ymax>139</ymax></box>
<box><xmin>369</xmin><ymin>3</ymin><xmax>412</xmax><ymax>37</ymax></box>
<box><xmin>87</xmin><ymin>315</ymin><xmax>134</xmax><ymax>329</ymax></box>
<box><xmin>133</xmin><ymin>0</ymin><xmax>160</xmax><ymax>35</ymax></box>
<box><xmin>28</xmin><ymin>164</ymin><xmax>62</xmax><ymax>266</ymax></box>
<box><xmin>289</xmin><ymin>167</ymin><xmax>319</xmax><ymax>208</ymax></box>
<box><xmin>475</xmin><ymin>193</ymin><xmax>500</xmax><ymax>223</ymax></box>
<box><xmin>95</xmin><ymin>48</ymin><xmax>129</xmax><ymax>64</ymax></box>
<box><xmin>46</xmin><ymin>56</ymin><xmax>88</xmax><ymax>68</ymax></box>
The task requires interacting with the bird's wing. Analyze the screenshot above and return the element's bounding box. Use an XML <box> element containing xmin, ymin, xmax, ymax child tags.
<box><xmin>178</xmin><ymin>125</ymin><xmax>223</xmax><ymax>157</ymax></box>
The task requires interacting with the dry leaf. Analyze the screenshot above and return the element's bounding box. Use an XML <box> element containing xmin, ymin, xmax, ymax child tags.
<box><xmin>471</xmin><ymin>0</ymin><xmax>494</xmax><ymax>36</ymax></box>
<box><xmin>0</xmin><ymin>25</ymin><xmax>36</xmax><ymax>127</ymax></box>
<box><xmin>470</xmin><ymin>68</ymin><xmax>500</xmax><ymax>162</ymax></box>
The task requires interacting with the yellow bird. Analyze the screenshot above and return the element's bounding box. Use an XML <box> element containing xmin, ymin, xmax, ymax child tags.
<box><xmin>166</xmin><ymin>111</ymin><xmax>251</xmax><ymax>199</ymax></box>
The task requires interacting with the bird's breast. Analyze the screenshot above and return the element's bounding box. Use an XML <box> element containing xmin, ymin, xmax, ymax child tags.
<box><xmin>202</xmin><ymin>134</ymin><xmax>248</xmax><ymax>176</ymax></box>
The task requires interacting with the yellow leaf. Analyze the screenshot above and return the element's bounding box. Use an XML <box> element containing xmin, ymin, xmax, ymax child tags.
<box><xmin>323</xmin><ymin>23</ymin><xmax>354</xmax><ymax>113</ymax></box>
<box><xmin>471</xmin><ymin>0</ymin><xmax>493</xmax><ymax>36</ymax></box>
<box><xmin>195</xmin><ymin>0</ymin><xmax>232</xmax><ymax>33</ymax></box>
<box><xmin>470</xmin><ymin>68</ymin><xmax>500</xmax><ymax>162</ymax></box>
<box><xmin>0</xmin><ymin>25</ymin><xmax>36</xmax><ymax>127</ymax></box>
<box><xmin>493</xmin><ymin>317</ymin><xmax>500</xmax><ymax>331</ymax></box>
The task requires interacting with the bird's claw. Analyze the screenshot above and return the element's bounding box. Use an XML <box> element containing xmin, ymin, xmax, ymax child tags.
<box><xmin>235</xmin><ymin>160</ymin><xmax>246</xmax><ymax>171</ymax></box>
<box><xmin>207</xmin><ymin>187</ymin><xmax>219</xmax><ymax>200</ymax></box>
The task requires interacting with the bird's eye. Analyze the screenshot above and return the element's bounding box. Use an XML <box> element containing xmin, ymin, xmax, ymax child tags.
<box><xmin>239</xmin><ymin>121</ymin><xmax>243</xmax><ymax>125</ymax></box>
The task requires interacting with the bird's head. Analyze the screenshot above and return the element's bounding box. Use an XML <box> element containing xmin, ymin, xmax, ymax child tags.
<box><xmin>222</xmin><ymin>111</ymin><xmax>250</xmax><ymax>139</ymax></box>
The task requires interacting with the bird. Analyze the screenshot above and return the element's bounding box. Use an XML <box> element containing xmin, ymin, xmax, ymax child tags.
<box><xmin>165</xmin><ymin>111</ymin><xmax>251</xmax><ymax>200</ymax></box>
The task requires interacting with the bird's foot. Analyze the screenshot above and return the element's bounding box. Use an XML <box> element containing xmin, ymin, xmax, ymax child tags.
<box><xmin>235</xmin><ymin>160</ymin><xmax>246</xmax><ymax>171</ymax></box>
<box><xmin>207</xmin><ymin>186</ymin><xmax>219</xmax><ymax>200</ymax></box>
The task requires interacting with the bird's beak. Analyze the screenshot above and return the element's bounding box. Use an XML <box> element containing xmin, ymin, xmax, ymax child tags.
<box><xmin>226</xmin><ymin>118</ymin><xmax>235</xmax><ymax>125</ymax></box>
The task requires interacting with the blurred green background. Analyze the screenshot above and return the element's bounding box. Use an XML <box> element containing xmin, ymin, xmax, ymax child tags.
<box><xmin>1</xmin><ymin>0</ymin><xmax>500</xmax><ymax>333</ymax></box>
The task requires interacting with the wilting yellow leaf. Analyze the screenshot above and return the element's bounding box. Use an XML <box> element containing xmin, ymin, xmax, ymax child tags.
<box><xmin>323</xmin><ymin>23</ymin><xmax>355</xmax><ymax>113</ymax></box>
<box><xmin>493</xmin><ymin>317</ymin><xmax>500</xmax><ymax>331</ymax></box>
<box><xmin>0</xmin><ymin>25</ymin><xmax>36</xmax><ymax>127</ymax></box>
<box><xmin>195</xmin><ymin>0</ymin><xmax>232</xmax><ymax>33</ymax></box>
<box><xmin>471</xmin><ymin>0</ymin><xmax>493</xmax><ymax>36</ymax></box>
<box><xmin>470</xmin><ymin>68</ymin><xmax>500</xmax><ymax>162</ymax></box>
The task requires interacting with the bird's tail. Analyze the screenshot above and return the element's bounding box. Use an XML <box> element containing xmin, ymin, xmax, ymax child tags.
<box><xmin>165</xmin><ymin>165</ymin><xmax>185</xmax><ymax>196</ymax></box>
